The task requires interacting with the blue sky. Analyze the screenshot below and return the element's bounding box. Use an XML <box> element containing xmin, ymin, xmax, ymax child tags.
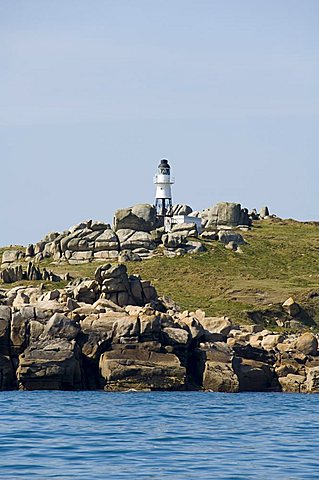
<box><xmin>0</xmin><ymin>1</ymin><xmax>318</xmax><ymax>245</ymax></box>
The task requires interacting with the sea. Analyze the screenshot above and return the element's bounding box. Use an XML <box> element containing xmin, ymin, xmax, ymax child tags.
<box><xmin>0</xmin><ymin>391</ymin><xmax>318</xmax><ymax>479</ymax></box>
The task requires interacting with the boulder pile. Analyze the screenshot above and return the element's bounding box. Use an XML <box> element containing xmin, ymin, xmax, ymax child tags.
<box><xmin>0</xmin><ymin>263</ymin><xmax>317</xmax><ymax>393</ymax></box>
<box><xmin>2</xmin><ymin>201</ymin><xmax>270</xmax><ymax>267</ymax></box>
<box><xmin>2</xmin><ymin>205</ymin><xmax>158</xmax><ymax>266</ymax></box>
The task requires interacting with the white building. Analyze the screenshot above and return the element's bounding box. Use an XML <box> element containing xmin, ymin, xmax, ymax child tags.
<box><xmin>154</xmin><ymin>159</ymin><xmax>174</xmax><ymax>216</ymax></box>
<box><xmin>154</xmin><ymin>159</ymin><xmax>202</xmax><ymax>233</ymax></box>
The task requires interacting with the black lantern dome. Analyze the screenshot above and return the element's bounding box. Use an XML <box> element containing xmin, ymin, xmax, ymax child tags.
<box><xmin>158</xmin><ymin>159</ymin><xmax>170</xmax><ymax>169</ymax></box>
<box><xmin>158</xmin><ymin>159</ymin><xmax>170</xmax><ymax>175</ymax></box>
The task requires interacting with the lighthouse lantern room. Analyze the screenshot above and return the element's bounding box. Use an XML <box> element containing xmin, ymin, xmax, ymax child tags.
<box><xmin>154</xmin><ymin>159</ymin><xmax>174</xmax><ymax>217</ymax></box>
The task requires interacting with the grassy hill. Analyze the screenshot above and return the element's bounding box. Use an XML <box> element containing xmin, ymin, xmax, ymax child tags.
<box><xmin>1</xmin><ymin>218</ymin><xmax>319</xmax><ymax>327</ymax></box>
<box><xmin>128</xmin><ymin>219</ymin><xmax>319</xmax><ymax>325</ymax></box>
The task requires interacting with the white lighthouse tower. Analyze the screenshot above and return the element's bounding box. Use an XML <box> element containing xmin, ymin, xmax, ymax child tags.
<box><xmin>154</xmin><ymin>159</ymin><xmax>174</xmax><ymax>216</ymax></box>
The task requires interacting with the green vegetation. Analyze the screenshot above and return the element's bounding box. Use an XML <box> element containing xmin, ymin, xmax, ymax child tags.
<box><xmin>127</xmin><ymin>219</ymin><xmax>319</xmax><ymax>323</ymax></box>
<box><xmin>2</xmin><ymin>219</ymin><xmax>319</xmax><ymax>325</ymax></box>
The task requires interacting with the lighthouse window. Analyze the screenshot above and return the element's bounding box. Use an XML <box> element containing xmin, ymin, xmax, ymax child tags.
<box><xmin>160</xmin><ymin>168</ymin><xmax>169</xmax><ymax>174</ymax></box>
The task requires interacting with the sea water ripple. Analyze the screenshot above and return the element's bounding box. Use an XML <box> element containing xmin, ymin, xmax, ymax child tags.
<box><xmin>0</xmin><ymin>391</ymin><xmax>318</xmax><ymax>479</ymax></box>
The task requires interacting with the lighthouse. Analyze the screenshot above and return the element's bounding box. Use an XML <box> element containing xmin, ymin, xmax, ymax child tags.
<box><xmin>154</xmin><ymin>159</ymin><xmax>174</xmax><ymax>217</ymax></box>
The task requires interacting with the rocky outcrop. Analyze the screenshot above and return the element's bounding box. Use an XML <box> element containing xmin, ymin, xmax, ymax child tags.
<box><xmin>0</xmin><ymin>262</ymin><xmax>62</xmax><ymax>284</ymax></box>
<box><xmin>295</xmin><ymin>333</ymin><xmax>318</xmax><ymax>356</ymax></box>
<box><xmin>0</xmin><ymin>265</ymin><xmax>162</xmax><ymax>391</ymax></box>
<box><xmin>198</xmin><ymin>342</ymin><xmax>239</xmax><ymax>392</ymax></box>
<box><xmin>19</xmin><ymin>221</ymin><xmax>119</xmax><ymax>264</ymax></box>
<box><xmin>0</xmin><ymin>265</ymin><xmax>318</xmax><ymax>392</ymax></box>
<box><xmin>100</xmin><ymin>343</ymin><xmax>186</xmax><ymax>391</ymax></box>
<box><xmin>201</xmin><ymin>202</ymin><xmax>251</xmax><ymax>229</ymax></box>
<box><xmin>116</xmin><ymin>229</ymin><xmax>155</xmax><ymax>252</ymax></box>
<box><xmin>94</xmin><ymin>263</ymin><xmax>157</xmax><ymax>307</ymax></box>
<box><xmin>2</xmin><ymin>200</ymin><xmax>264</xmax><ymax>266</ymax></box>
<box><xmin>17</xmin><ymin>339</ymin><xmax>83</xmax><ymax>390</ymax></box>
<box><xmin>113</xmin><ymin>204</ymin><xmax>157</xmax><ymax>232</ymax></box>
<box><xmin>2</xmin><ymin>249</ymin><xmax>25</xmax><ymax>266</ymax></box>
<box><xmin>282</xmin><ymin>297</ymin><xmax>300</xmax><ymax>317</ymax></box>
<box><xmin>59</xmin><ymin>222</ymin><xmax>119</xmax><ymax>264</ymax></box>
<box><xmin>4</xmin><ymin>207</ymin><xmax>160</xmax><ymax>266</ymax></box>
<box><xmin>0</xmin><ymin>265</ymin><xmax>24</xmax><ymax>283</ymax></box>
<box><xmin>259</xmin><ymin>206</ymin><xmax>270</xmax><ymax>218</ymax></box>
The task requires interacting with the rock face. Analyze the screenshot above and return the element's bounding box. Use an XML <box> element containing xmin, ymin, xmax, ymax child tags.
<box><xmin>202</xmin><ymin>202</ymin><xmax>251</xmax><ymax>229</ymax></box>
<box><xmin>0</xmin><ymin>354</ymin><xmax>15</xmax><ymax>390</ymax></box>
<box><xmin>200</xmin><ymin>317</ymin><xmax>232</xmax><ymax>337</ymax></box>
<box><xmin>0</xmin><ymin>266</ymin><xmax>318</xmax><ymax>393</ymax></box>
<box><xmin>113</xmin><ymin>204</ymin><xmax>157</xmax><ymax>232</ymax></box>
<box><xmin>0</xmin><ymin>265</ymin><xmax>162</xmax><ymax>391</ymax></box>
<box><xmin>100</xmin><ymin>344</ymin><xmax>186</xmax><ymax>391</ymax></box>
<box><xmin>235</xmin><ymin>358</ymin><xmax>277</xmax><ymax>392</ymax></box>
<box><xmin>17</xmin><ymin>339</ymin><xmax>82</xmax><ymax>390</ymax></box>
<box><xmin>2</xmin><ymin>250</ymin><xmax>24</xmax><ymax>265</ymax></box>
<box><xmin>199</xmin><ymin>342</ymin><xmax>239</xmax><ymax>392</ymax></box>
<box><xmin>0</xmin><ymin>265</ymin><xmax>24</xmax><ymax>283</ymax></box>
<box><xmin>171</xmin><ymin>222</ymin><xmax>198</xmax><ymax>237</ymax></box>
<box><xmin>296</xmin><ymin>333</ymin><xmax>318</xmax><ymax>356</ymax></box>
<box><xmin>116</xmin><ymin>229</ymin><xmax>155</xmax><ymax>252</ymax></box>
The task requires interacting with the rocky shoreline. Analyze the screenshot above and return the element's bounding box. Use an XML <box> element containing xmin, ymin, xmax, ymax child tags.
<box><xmin>0</xmin><ymin>263</ymin><xmax>318</xmax><ymax>393</ymax></box>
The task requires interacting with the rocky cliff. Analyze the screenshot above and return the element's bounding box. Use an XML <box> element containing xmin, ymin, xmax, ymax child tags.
<box><xmin>0</xmin><ymin>263</ymin><xmax>318</xmax><ymax>393</ymax></box>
